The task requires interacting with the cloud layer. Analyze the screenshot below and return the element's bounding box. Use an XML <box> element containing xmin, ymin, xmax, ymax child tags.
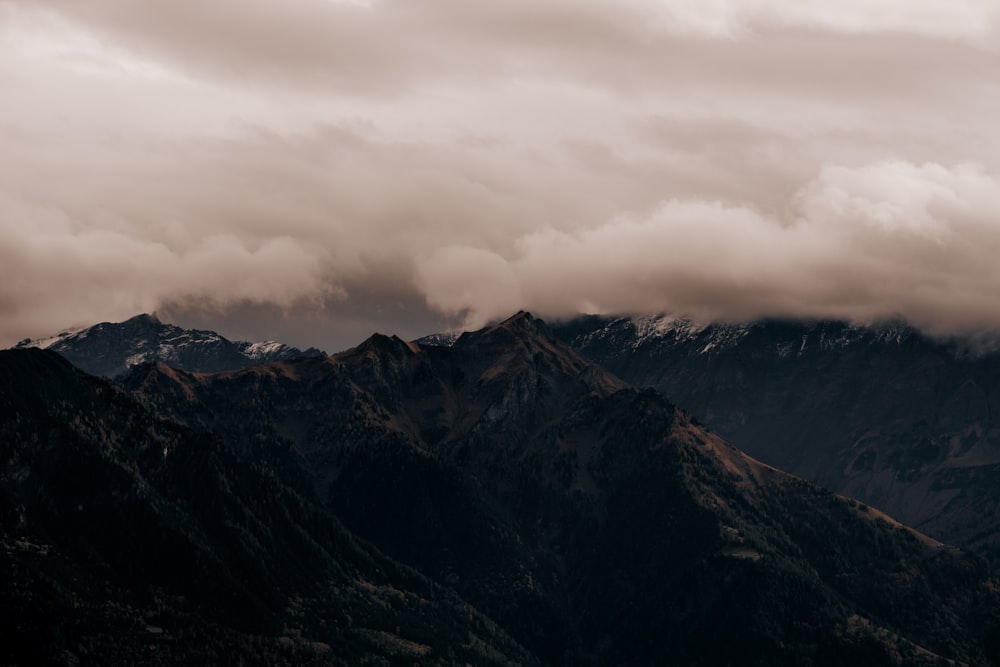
<box><xmin>1</xmin><ymin>0</ymin><xmax>999</xmax><ymax>347</ymax></box>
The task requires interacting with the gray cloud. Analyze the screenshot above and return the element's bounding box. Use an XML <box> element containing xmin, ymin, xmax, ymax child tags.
<box><xmin>1</xmin><ymin>1</ymin><xmax>998</xmax><ymax>348</ymax></box>
<box><xmin>417</xmin><ymin>162</ymin><xmax>1000</xmax><ymax>335</ymax></box>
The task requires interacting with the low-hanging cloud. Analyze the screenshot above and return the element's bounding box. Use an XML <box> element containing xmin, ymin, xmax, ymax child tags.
<box><xmin>0</xmin><ymin>192</ymin><xmax>334</xmax><ymax>339</ymax></box>
<box><xmin>417</xmin><ymin>162</ymin><xmax>1000</xmax><ymax>335</ymax></box>
<box><xmin>1</xmin><ymin>1</ymin><xmax>999</xmax><ymax>348</ymax></box>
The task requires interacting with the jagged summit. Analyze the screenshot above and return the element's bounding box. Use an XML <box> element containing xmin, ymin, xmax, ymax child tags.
<box><xmin>13</xmin><ymin>314</ymin><xmax>324</xmax><ymax>377</ymax></box>
<box><xmin>492</xmin><ymin>310</ymin><xmax>538</xmax><ymax>328</ymax></box>
<box><xmin>478</xmin><ymin>311</ymin><xmax>548</xmax><ymax>334</ymax></box>
<box><xmin>453</xmin><ymin>311</ymin><xmax>556</xmax><ymax>350</ymax></box>
<box><xmin>412</xmin><ymin>312</ymin><xmax>552</xmax><ymax>350</ymax></box>
<box><xmin>445</xmin><ymin>312</ymin><xmax>618</xmax><ymax>399</ymax></box>
<box><xmin>351</xmin><ymin>332</ymin><xmax>420</xmax><ymax>355</ymax></box>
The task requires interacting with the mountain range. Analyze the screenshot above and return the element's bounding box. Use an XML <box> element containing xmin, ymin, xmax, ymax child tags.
<box><xmin>14</xmin><ymin>313</ymin><xmax>324</xmax><ymax>377</ymax></box>
<box><xmin>547</xmin><ymin>315</ymin><xmax>1000</xmax><ymax>568</ymax></box>
<box><xmin>0</xmin><ymin>347</ymin><xmax>530</xmax><ymax>665</ymax></box>
<box><xmin>5</xmin><ymin>312</ymin><xmax>1000</xmax><ymax>664</ymax></box>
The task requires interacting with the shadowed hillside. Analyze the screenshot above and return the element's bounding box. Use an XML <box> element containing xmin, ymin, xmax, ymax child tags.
<box><xmin>549</xmin><ymin>315</ymin><xmax>1000</xmax><ymax>568</ymax></box>
<box><xmin>125</xmin><ymin>313</ymin><xmax>1000</xmax><ymax>665</ymax></box>
<box><xmin>0</xmin><ymin>348</ymin><xmax>533</xmax><ymax>666</ymax></box>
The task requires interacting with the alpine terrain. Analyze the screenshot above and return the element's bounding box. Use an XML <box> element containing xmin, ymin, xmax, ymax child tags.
<box><xmin>107</xmin><ymin>312</ymin><xmax>1000</xmax><ymax>665</ymax></box>
<box><xmin>549</xmin><ymin>315</ymin><xmax>1000</xmax><ymax>568</ymax></box>
<box><xmin>14</xmin><ymin>313</ymin><xmax>324</xmax><ymax>378</ymax></box>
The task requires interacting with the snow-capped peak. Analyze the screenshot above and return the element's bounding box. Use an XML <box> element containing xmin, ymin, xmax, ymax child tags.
<box><xmin>16</xmin><ymin>326</ymin><xmax>89</xmax><ymax>351</ymax></box>
<box><xmin>11</xmin><ymin>314</ymin><xmax>318</xmax><ymax>377</ymax></box>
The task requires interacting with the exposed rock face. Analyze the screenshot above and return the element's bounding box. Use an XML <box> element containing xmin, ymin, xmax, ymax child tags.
<box><xmin>14</xmin><ymin>313</ymin><xmax>323</xmax><ymax>377</ymax></box>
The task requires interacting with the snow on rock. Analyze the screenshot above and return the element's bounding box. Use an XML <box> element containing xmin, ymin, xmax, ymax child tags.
<box><xmin>631</xmin><ymin>315</ymin><xmax>708</xmax><ymax>348</ymax></box>
<box><xmin>11</xmin><ymin>314</ymin><xmax>314</xmax><ymax>377</ymax></box>
<box><xmin>16</xmin><ymin>326</ymin><xmax>88</xmax><ymax>350</ymax></box>
<box><xmin>412</xmin><ymin>332</ymin><xmax>462</xmax><ymax>348</ymax></box>
<box><xmin>242</xmin><ymin>341</ymin><xmax>291</xmax><ymax>360</ymax></box>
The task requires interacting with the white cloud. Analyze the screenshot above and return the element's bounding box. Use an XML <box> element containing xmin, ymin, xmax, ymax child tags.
<box><xmin>654</xmin><ymin>0</ymin><xmax>1000</xmax><ymax>41</ymax></box>
<box><xmin>795</xmin><ymin>162</ymin><xmax>997</xmax><ymax>239</ymax></box>
<box><xmin>415</xmin><ymin>246</ymin><xmax>523</xmax><ymax>327</ymax></box>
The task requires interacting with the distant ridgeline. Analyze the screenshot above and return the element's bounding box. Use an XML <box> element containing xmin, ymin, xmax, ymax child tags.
<box><xmin>13</xmin><ymin>313</ymin><xmax>325</xmax><ymax>377</ymax></box>
<box><xmin>3</xmin><ymin>312</ymin><xmax>1000</xmax><ymax>665</ymax></box>
<box><xmin>548</xmin><ymin>314</ymin><xmax>1000</xmax><ymax>569</ymax></box>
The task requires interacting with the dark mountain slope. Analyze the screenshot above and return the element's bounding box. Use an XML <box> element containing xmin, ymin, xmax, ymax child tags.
<box><xmin>550</xmin><ymin>315</ymin><xmax>1000</xmax><ymax>566</ymax></box>
<box><xmin>0</xmin><ymin>348</ymin><xmax>533</xmax><ymax>666</ymax></box>
<box><xmin>13</xmin><ymin>313</ymin><xmax>323</xmax><ymax>377</ymax></box>
<box><xmin>128</xmin><ymin>312</ymin><xmax>1000</xmax><ymax>665</ymax></box>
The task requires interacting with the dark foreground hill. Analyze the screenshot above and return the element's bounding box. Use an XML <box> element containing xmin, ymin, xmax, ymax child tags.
<box><xmin>0</xmin><ymin>348</ymin><xmax>533</xmax><ymax>666</ymax></box>
<box><xmin>122</xmin><ymin>312</ymin><xmax>1000</xmax><ymax>665</ymax></box>
<box><xmin>548</xmin><ymin>315</ymin><xmax>1000</xmax><ymax>568</ymax></box>
<box><xmin>13</xmin><ymin>313</ymin><xmax>323</xmax><ymax>377</ymax></box>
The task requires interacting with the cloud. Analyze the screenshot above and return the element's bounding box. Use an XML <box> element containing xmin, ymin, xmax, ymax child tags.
<box><xmin>0</xmin><ymin>1</ymin><xmax>998</xmax><ymax>347</ymax></box>
<box><xmin>413</xmin><ymin>162</ymin><xmax>1000</xmax><ymax>334</ymax></box>
<box><xmin>0</xmin><ymin>193</ymin><xmax>334</xmax><ymax>340</ymax></box>
<box><xmin>415</xmin><ymin>247</ymin><xmax>522</xmax><ymax>326</ymax></box>
<box><xmin>654</xmin><ymin>0</ymin><xmax>999</xmax><ymax>41</ymax></box>
<box><xmin>8</xmin><ymin>0</ymin><xmax>996</xmax><ymax>99</ymax></box>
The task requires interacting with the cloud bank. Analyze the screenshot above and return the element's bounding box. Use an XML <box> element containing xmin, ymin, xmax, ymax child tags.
<box><xmin>418</xmin><ymin>162</ymin><xmax>1000</xmax><ymax>335</ymax></box>
<box><xmin>1</xmin><ymin>0</ymin><xmax>998</xmax><ymax>347</ymax></box>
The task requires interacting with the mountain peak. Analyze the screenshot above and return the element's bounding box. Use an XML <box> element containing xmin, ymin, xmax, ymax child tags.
<box><xmin>412</xmin><ymin>313</ymin><xmax>548</xmax><ymax>350</ymax></box>
<box><xmin>349</xmin><ymin>332</ymin><xmax>420</xmax><ymax>358</ymax></box>
<box><xmin>458</xmin><ymin>311</ymin><xmax>553</xmax><ymax>346</ymax></box>
<box><xmin>126</xmin><ymin>313</ymin><xmax>162</xmax><ymax>326</ymax></box>
<box><xmin>494</xmin><ymin>310</ymin><xmax>540</xmax><ymax>331</ymax></box>
<box><xmin>15</xmin><ymin>314</ymin><xmax>315</xmax><ymax>377</ymax></box>
<box><xmin>373</xmin><ymin>332</ymin><xmax>417</xmax><ymax>351</ymax></box>
<box><xmin>500</xmin><ymin>310</ymin><xmax>533</xmax><ymax>324</ymax></box>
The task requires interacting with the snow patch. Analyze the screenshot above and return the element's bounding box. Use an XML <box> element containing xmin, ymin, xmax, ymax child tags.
<box><xmin>125</xmin><ymin>352</ymin><xmax>152</xmax><ymax>368</ymax></box>
<box><xmin>18</xmin><ymin>326</ymin><xmax>88</xmax><ymax>350</ymax></box>
<box><xmin>414</xmin><ymin>332</ymin><xmax>461</xmax><ymax>347</ymax></box>
<box><xmin>631</xmin><ymin>315</ymin><xmax>708</xmax><ymax>348</ymax></box>
<box><xmin>697</xmin><ymin>324</ymin><xmax>751</xmax><ymax>354</ymax></box>
<box><xmin>243</xmin><ymin>341</ymin><xmax>288</xmax><ymax>359</ymax></box>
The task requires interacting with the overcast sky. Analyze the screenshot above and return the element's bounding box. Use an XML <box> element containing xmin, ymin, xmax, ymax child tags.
<box><xmin>2</xmin><ymin>1</ymin><xmax>999</xmax><ymax>350</ymax></box>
